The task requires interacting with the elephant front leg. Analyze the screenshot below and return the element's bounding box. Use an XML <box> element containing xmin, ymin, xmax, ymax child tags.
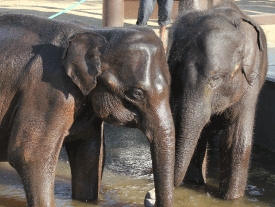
<box><xmin>184</xmin><ymin>128</ymin><xmax>220</xmax><ymax>184</ymax></box>
<box><xmin>7</xmin><ymin>118</ymin><xmax>72</xmax><ymax>206</ymax></box>
<box><xmin>10</xmin><ymin>155</ymin><xmax>59</xmax><ymax>207</ymax></box>
<box><xmin>219</xmin><ymin>99</ymin><xmax>256</xmax><ymax>199</ymax></box>
<box><xmin>65</xmin><ymin>120</ymin><xmax>104</xmax><ymax>201</ymax></box>
<box><xmin>184</xmin><ymin>134</ymin><xmax>208</xmax><ymax>184</ymax></box>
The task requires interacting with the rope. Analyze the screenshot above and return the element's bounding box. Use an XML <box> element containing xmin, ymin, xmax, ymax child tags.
<box><xmin>48</xmin><ymin>0</ymin><xmax>86</xmax><ymax>19</ymax></box>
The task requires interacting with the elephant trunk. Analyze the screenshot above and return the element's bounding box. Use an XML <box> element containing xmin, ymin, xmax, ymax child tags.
<box><xmin>143</xmin><ymin>99</ymin><xmax>175</xmax><ymax>207</ymax></box>
<box><xmin>174</xmin><ymin>98</ymin><xmax>211</xmax><ymax>187</ymax></box>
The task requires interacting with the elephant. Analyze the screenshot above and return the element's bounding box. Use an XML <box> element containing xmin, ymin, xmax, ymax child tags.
<box><xmin>167</xmin><ymin>0</ymin><xmax>268</xmax><ymax>200</ymax></box>
<box><xmin>0</xmin><ymin>14</ymin><xmax>175</xmax><ymax>207</ymax></box>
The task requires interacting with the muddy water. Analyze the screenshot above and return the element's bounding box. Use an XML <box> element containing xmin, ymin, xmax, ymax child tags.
<box><xmin>0</xmin><ymin>124</ymin><xmax>275</xmax><ymax>207</ymax></box>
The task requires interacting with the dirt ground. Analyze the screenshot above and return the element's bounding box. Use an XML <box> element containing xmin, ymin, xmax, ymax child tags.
<box><xmin>0</xmin><ymin>0</ymin><xmax>103</xmax><ymax>25</ymax></box>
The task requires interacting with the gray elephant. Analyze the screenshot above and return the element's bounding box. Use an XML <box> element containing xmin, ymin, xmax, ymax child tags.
<box><xmin>167</xmin><ymin>0</ymin><xmax>267</xmax><ymax>200</ymax></box>
<box><xmin>0</xmin><ymin>14</ymin><xmax>175</xmax><ymax>207</ymax></box>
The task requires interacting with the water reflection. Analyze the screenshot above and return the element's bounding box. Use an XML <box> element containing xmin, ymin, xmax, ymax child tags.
<box><xmin>0</xmin><ymin>124</ymin><xmax>274</xmax><ymax>206</ymax></box>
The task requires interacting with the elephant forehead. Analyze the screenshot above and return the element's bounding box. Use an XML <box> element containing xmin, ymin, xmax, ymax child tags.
<box><xmin>201</xmin><ymin>30</ymin><xmax>240</xmax><ymax>54</ymax></box>
<box><xmin>117</xmin><ymin>45</ymin><xmax>166</xmax><ymax>84</ymax></box>
<box><xmin>197</xmin><ymin>29</ymin><xmax>242</xmax><ymax>73</ymax></box>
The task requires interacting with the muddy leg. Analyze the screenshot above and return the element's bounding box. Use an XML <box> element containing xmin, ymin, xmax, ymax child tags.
<box><xmin>184</xmin><ymin>125</ymin><xmax>221</xmax><ymax>184</ymax></box>
<box><xmin>219</xmin><ymin>96</ymin><xmax>257</xmax><ymax>199</ymax></box>
<box><xmin>8</xmin><ymin>117</ymin><xmax>71</xmax><ymax>206</ymax></box>
<box><xmin>65</xmin><ymin>119</ymin><xmax>104</xmax><ymax>201</ymax></box>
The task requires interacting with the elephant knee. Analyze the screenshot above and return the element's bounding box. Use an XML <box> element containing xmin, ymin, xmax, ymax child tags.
<box><xmin>8</xmin><ymin>146</ymin><xmax>43</xmax><ymax>172</ymax></box>
<box><xmin>7</xmin><ymin>148</ymin><xmax>27</xmax><ymax>172</ymax></box>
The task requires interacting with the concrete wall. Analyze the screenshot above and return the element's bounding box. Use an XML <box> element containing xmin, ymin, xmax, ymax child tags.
<box><xmin>254</xmin><ymin>46</ymin><xmax>275</xmax><ymax>151</ymax></box>
<box><xmin>254</xmin><ymin>81</ymin><xmax>275</xmax><ymax>151</ymax></box>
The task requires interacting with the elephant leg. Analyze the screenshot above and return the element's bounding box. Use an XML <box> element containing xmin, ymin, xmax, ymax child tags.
<box><xmin>184</xmin><ymin>127</ymin><xmax>220</xmax><ymax>184</ymax></box>
<box><xmin>184</xmin><ymin>135</ymin><xmax>207</xmax><ymax>184</ymax></box>
<box><xmin>65</xmin><ymin>119</ymin><xmax>104</xmax><ymax>201</ymax></box>
<box><xmin>7</xmin><ymin>114</ymin><xmax>73</xmax><ymax>207</ymax></box>
<box><xmin>219</xmin><ymin>95</ymin><xmax>257</xmax><ymax>199</ymax></box>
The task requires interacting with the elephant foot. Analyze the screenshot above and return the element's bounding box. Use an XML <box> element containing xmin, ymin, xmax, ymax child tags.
<box><xmin>219</xmin><ymin>190</ymin><xmax>244</xmax><ymax>200</ymax></box>
<box><xmin>144</xmin><ymin>188</ymin><xmax>155</xmax><ymax>207</ymax></box>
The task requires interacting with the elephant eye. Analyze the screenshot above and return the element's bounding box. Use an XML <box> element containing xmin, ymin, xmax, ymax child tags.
<box><xmin>125</xmin><ymin>88</ymin><xmax>144</xmax><ymax>101</ymax></box>
<box><xmin>208</xmin><ymin>74</ymin><xmax>223</xmax><ymax>89</ymax></box>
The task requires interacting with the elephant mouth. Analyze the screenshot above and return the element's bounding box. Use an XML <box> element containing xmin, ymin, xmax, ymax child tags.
<box><xmin>117</xmin><ymin>104</ymin><xmax>140</xmax><ymax>128</ymax></box>
<box><xmin>106</xmin><ymin>111</ymin><xmax>140</xmax><ymax>128</ymax></box>
<box><xmin>122</xmin><ymin>100</ymin><xmax>141</xmax><ymax>128</ymax></box>
<box><xmin>102</xmin><ymin>101</ymin><xmax>141</xmax><ymax>128</ymax></box>
<box><xmin>122</xmin><ymin>115</ymin><xmax>139</xmax><ymax>128</ymax></box>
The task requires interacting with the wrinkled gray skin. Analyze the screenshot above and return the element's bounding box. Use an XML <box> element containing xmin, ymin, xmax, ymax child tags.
<box><xmin>0</xmin><ymin>14</ymin><xmax>175</xmax><ymax>207</ymax></box>
<box><xmin>167</xmin><ymin>1</ymin><xmax>267</xmax><ymax>200</ymax></box>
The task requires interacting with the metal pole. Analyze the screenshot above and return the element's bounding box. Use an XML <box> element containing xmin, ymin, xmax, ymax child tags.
<box><xmin>178</xmin><ymin>0</ymin><xmax>210</xmax><ymax>12</ymax></box>
<box><xmin>102</xmin><ymin>0</ymin><xmax>124</xmax><ymax>27</ymax></box>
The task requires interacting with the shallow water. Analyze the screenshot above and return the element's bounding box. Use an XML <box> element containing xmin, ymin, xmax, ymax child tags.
<box><xmin>0</xmin><ymin>124</ymin><xmax>275</xmax><ymax>207</ymax></box>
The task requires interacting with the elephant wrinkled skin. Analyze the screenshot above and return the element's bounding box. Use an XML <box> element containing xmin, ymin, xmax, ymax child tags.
<box><xmin>167</xmin><ymin>0</ymin><xmax>267</xmax><ymax>200</ymax></box>
<box><xmin>0</xmin><ymin>14</ymin><xmax>175</xmax><ymax>207</ymax></box>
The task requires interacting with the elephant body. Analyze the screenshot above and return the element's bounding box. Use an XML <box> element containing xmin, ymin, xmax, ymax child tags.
<box><xmin>167</xmin><ymin>1</ymin><xmax>267</xmax><ymax>200</ymax></box>
<box><xmin>0</xmin><ymin>14</ymin><xmax>175</xmax><ymax>206</ymax></box>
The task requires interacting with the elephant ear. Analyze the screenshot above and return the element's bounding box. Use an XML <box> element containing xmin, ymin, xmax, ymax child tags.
<box><xmin>240</xmin><ymin>18</ymin><xmax>263</xmax><ymax>51</ymax></box>
<box><xmin>239</xmin><ymin>17</ymin><xmax>264</xmax><ymax>86</ymax></box>
<box><xmin>230</xmin><ymin>16</ymin><xmax>264</xmax><ymax>85</ymax></box>
<box><xmin>62</xmin><ymin>32</ymin><xmax>106</xmax><ymax>95</ymax></box>
<box><xmin>219</xmin><ymin>6</ymin><xmax>264</xmax><ymax>85</ymax></box>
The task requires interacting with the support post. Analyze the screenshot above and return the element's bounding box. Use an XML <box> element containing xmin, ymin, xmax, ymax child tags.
<box><xmin>178</xmin><ymin>0</ymin><xmax>209</xmax><ymax>12</ymax></box>
<box><xmin>102</xmin><ymin>0</ymin><xmax>124</xmax><ymax>27</ymax></box>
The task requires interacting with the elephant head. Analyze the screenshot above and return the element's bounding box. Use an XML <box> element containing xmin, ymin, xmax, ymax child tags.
<box><xmin>62</xmin><ymin>27</ymin><xmax>175</xmax><ymax>206</ymax></box>
<box><xmin>168</xmin><ymin>1</ymin><xmax>267</xmax><ymax>199</ymax></box>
